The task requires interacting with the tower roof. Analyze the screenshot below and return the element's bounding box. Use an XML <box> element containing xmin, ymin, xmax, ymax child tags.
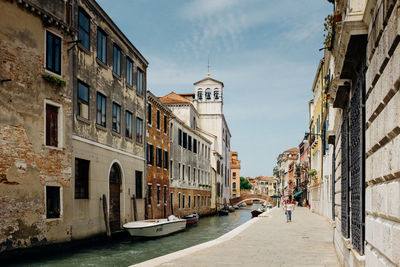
<box><xmin>159</xmin><ymin>92</ymin><xmax>191</xmax><ymax>104</ymax></box>
<box><xmin>193</xmin><ymin>76</ymin><xmax>224</xmax><ymax>87</ymax></box>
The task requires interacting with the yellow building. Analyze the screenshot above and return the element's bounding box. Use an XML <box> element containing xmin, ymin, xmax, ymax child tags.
<box><xmin>308</xmin><ymin>59</ymin><xmax>327</xmax><ymax>213</ymax></box>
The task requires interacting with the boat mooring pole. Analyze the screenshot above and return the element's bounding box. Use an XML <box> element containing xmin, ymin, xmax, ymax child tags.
<box><xmin>102</xmin><ymin>194</ymin><xmax>111</xmax><ymax>238</ymax></box>
<box><xmin>132</xmin><ymin>194</ymin><xmax>138</xmax><ymax>221</ymax></box>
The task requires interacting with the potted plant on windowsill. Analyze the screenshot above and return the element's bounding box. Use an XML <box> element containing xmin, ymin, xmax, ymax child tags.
<box><xmin>42</xmin><ymin>74</ymin><xmax>66</xmax><ymax>87</ymax></box>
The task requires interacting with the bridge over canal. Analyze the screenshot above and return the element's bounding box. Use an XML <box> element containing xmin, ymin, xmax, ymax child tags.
<box><xmin>231</xmin><ymin>194</ymin><xmax>273</xmax><ymax>205</ymax></box>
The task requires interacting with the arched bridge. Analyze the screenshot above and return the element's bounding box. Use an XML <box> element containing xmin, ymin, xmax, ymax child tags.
<box><xmin>231</xmin><ymin>194</ymin><xmax>272</xmax><ymax>205</ymax></box>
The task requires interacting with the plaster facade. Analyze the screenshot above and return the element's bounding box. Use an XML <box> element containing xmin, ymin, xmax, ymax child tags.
<box><xmin>230</xmin><ymin>151</ymin><xmax>241</xmax><ymax>198</ymax></box>
<box><xmin>0</xmin><ymin>0</ymin><xmax>74</xmax><ymax>252</ymax></box>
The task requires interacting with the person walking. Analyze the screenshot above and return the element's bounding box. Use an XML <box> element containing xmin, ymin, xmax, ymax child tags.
<box><xmin>284</xmin><ymin>198</ymin><xmax>294</xmax><ymax>222</ymax></box>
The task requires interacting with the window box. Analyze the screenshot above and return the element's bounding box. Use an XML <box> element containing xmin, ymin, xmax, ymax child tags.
<box><xmin>42</xmin><ymin>74</ymin><xmax>66</xmax><ymax>87</ymax></box>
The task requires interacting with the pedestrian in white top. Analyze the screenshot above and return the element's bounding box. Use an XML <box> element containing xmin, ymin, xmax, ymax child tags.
<box><xmin>284</xmin><ymin>198</ymin><xmax>295</xmax><ymax>222</ymax></box>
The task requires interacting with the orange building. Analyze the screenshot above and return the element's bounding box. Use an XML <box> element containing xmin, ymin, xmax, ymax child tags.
<box><xmin>146</xmin><ymin>91</ymin><xmax>172</xmax><ymax>219</ymax></box>
<box><xmin>230</xmin><ymin>151</ymin><xmax>241</xmax><ymax>198</ymax></box>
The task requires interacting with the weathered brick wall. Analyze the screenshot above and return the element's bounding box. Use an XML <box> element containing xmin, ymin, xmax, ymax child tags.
<box><xmin>146</xmin><ymin>95</ymin><xmax>170</xmax><ymax>219</ymax></box>
<box><xmin>0</xmin><ymin>0</ymin><xmax>72</xmax><ymax>252</ymax></box>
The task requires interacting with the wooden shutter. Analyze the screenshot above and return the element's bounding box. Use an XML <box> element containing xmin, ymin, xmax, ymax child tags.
<box><xmin>46</xmin><ymin>105</ymin><xmax>58</xmax><ymax>147</ymax></box>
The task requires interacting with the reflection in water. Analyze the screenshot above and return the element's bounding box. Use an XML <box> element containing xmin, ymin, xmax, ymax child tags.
<box><xmin>17</xmin><ymin>205</ymin><xmax>257</xmax><ymax>267</ymax></box>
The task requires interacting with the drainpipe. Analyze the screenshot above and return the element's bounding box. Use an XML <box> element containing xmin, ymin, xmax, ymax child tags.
<box><xmin>144</xmin><ymin>88</ymin><xmax>148</xmax><ymax>219</ymax></box>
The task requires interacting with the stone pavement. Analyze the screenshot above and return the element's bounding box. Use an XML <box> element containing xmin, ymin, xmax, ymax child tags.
<box><xmin>134</xmin><ymin>207</ymin><xmax>340</xmax><ymax>267</ymax></box>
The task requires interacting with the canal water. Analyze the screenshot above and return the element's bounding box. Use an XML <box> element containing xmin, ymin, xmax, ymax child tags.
<box><xmin>15</xmin><ymin>205</ymin><xmax>257</xmax><ymax>267</ymax></box>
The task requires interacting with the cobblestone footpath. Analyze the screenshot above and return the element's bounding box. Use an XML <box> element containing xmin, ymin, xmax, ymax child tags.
<box><xmin>134</xmin><ymin>207</ymin><xmax>340</xmax><ymax>267</ymax></box>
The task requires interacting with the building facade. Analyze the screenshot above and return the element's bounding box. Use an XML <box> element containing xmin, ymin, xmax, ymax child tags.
<box><xmin>0</xmin><ymin>0</ymin><xmax>148</xmax><ymax>252</ymax></box>
<box><xmin>146</xmin><ymin>92</ymin><xmax>171</xmax><ymax>219</ymax></box>
<box><xmin>159</xmin><ymin>93</ymin><xmax>213</xmax><ymax>216</ymax></box>
<box><xmin>313</xmin><ymin>1</ymin><xmax>400</xmax><ymax>266</ymax></box>
<box><xmin>230</xmin><ymin>151</ymin><xmax>241</xmax><ymax>198</ymax></box>
<box><xmin>71</xmin><ymin>0</ymin><xmax>148</xmax><ymax>236</ymax></box>
<box><xmin>0</xmin><ymin>0</ymin><xmax>76</xmax><ymax>252</ymax></box>
<box><xmin>276</xmin><ymin>147</ymin><xmax>299</xmax><ymax>200</ymax></box>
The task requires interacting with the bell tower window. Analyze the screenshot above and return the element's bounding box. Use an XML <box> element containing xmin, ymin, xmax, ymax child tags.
<box><xmin>214</xmin><ymin>89</ymin><xmax>219</xmax><ymax>100</ymax></box>
<box><xmin>197</xmin><ymin>90</ymin><xmax>203</xmax><ymax>100</ymax></box>
<box><xmin>205</xmin><ymin>89</ymin><xmax>211</xmax><ymax>100</ymax></box>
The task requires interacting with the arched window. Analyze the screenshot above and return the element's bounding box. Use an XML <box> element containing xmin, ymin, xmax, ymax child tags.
<box><xmin>214</xmin><ymin>89</ymin><xmax>219</xmax><ymax>100</ymax></box>
<box><xmin>197</xmin><ymin>89</ymin><xmax>203</xmax><ymax>100</ymax></box>
<box><xmin>205</xmin><ymin>88</ymin><xmax>211</xmax><ymax>100</ymax></box>
<box><xmin>217</xmin><ymin>160</ymin><xmax>220</xmax><ymax>174</ymax></box>
<box><xmin>233</xmin><ymin>182</ymin><xmax>236</xmax><ymax>189</ymax></box>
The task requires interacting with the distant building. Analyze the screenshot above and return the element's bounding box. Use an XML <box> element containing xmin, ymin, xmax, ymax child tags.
<box><xmin>159</xmin><ymin>93</ymin><xmax>213</xmax><ymax>216</ymax></box>
<box><xmin>146</xmin><ymin>92</ymin><xmax>171</xmax><ymax>219</ymax></box>
<box><xmin>193</xmin><ymin>75</ymin><xmax>232</xmax><ymax>208</ymax></box>
<box><xmin>254</xmin><ymin>176</ymin><xmax>276</xmax><ymax>196</ymax></box>
<box><xmin>230</xmin><ymin>152</ymin><xmax>241</xmax><ymax>198</ymax></box>
<box><xmin>276</xmin><ymin>147</ymin><xmax>299</xmax><ymax>200</ymax></box>
<box><xmin>160</xmin><ymin>74</ymin><xmax>232</xmax><ymax>210</ymax></box>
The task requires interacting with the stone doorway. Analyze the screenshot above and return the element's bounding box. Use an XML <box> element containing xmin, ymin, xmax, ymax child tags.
<box><xmin>109</xmin><ymin>163</ymin><xmax>122</xmax><ymax>232</ymax></box>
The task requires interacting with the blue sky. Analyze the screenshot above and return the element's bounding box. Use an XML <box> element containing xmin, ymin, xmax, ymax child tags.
<box><xmin>98</xmin><ymin>0</ymin><xmax>332</xmax><ymax>177</ymax></box>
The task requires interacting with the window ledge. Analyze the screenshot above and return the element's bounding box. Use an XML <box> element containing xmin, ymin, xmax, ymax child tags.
<box><xmin>76</xmin><ymin>115</ymin><xmax>90</xmax><ymax>125</ymax></box>
<box><xmin>126</xmin><ymin>83</ymin><xmax>133</xmax><ymax>90</ymax></box>
<box><xmin>125</xmin><ymin>136</ymin><xmax>133</xmax><ymax>142</ymax></box>
<box><xmin>43</xmin><ymin>145</ymin><xmax>63</xmax><ymax>151</ymax></box>
<box><xmin>111</xmin><ymin>131</ymin><xmax>121</xmax><ymax>138</ymax></box>
<box><xmin>96</xmin><ymin>124</ymin><xmax>107</xmax><ymax>132</ymax></box>
<box><xmin>96</xmin><ymin>58</ymin><xmax>108</xmax><ymax>69</ymax></box>
<box><xmin>112</xmin><ymin>72</ymin><xmax>122</xmax><ymax>81</ymax></box>
<box><xmin>77</xmin><ymin>43</ymin><xmax>91</xmax><ymax>55</ymax></box>
<box><xmin>46</xmin><ymin>217</ymin><xmax>63</xmax><ymax>222</ymax></box>
<box><xmin>44</xmin><ymin>69</ymin><xmax>62</xmax><ymax>79</ymax></box>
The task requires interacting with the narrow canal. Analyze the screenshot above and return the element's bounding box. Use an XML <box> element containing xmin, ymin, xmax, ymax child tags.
<box><xmin>16</xmin><ymin>205</ymin><xmax>257</xmax><ymax>267</ymax></box>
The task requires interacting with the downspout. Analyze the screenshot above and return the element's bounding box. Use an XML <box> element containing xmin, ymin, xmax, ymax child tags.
<box><xmin>143</xmin><ymin>88</ymin><xmax>148</xmax><ymax>219</ymax></box>
<box><xmin>320</xmin><ymin>60</ymin><xmax>324</xmax><ymax>201</ymax></box>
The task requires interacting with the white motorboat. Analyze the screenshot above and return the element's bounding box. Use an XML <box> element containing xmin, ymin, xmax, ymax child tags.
<box><xmin>123</xmin><ymin>216</ymin><xmax>186</xmax><ymax>237</ymax></box>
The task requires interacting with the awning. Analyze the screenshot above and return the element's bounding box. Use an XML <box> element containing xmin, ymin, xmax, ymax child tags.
<box><xmin>293</xmin><ymin>190</ymin><xmax>305</xmax><ymax>197</ymax></box>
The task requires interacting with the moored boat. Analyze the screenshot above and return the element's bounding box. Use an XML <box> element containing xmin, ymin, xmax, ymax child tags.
<box><xmin>233</xmin><ymin>205</ymin><xmax>239</xmax><ymax>209</ymax></box>
<box><xmin>228</xmin><ymin>205</ymin><xmax>235</xmax><ymax>212</ymax></box>
<box><xmin>123</xmin><ymin>216</ymin><xmax>186</xmax><ymax>237</ymax></box>
<box><xmin>251</xmin><ymin>209</ymin><xmax>263</xmax><ymax>217</ymax></box>
<box><xmin>218</xmin><ymin>209</ymin><xmax>229</xmax><ymax>216</ymax></box>
<box><xmin>182</xmin><ymin>213</ymin><xmax>199</xmax><ymax>226</ymax></box>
